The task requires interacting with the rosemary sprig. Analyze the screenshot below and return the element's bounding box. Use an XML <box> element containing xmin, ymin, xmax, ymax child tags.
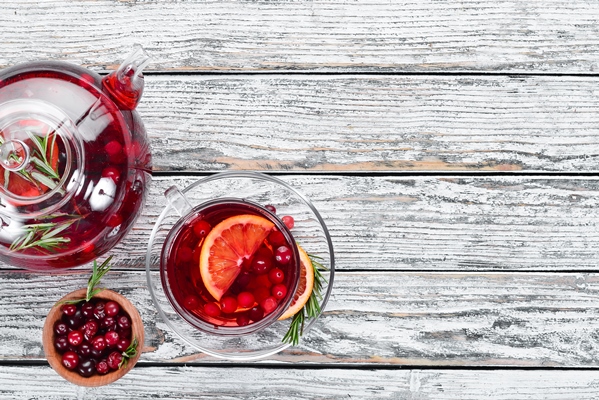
<box><xmin>282</xmin><ymin>253</ymin><xmax>328</xmax><ymax>346</ymax></box>
<box><xmin>57</xmin><ymin>256</ymin><xmax>113</xmax><ymax>305</ymax></box>
<box><xmin>119</xmin><ymin>337</ymin><xmax>139</xmax><ymax>369</ymax></box>
<box><xmin>9</xmin><ymin>217</ymin><xmax>78</xmax><ymax>252</ymax></box>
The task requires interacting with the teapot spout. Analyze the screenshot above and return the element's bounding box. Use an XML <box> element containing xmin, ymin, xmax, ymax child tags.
<box><xmin>102</xmin><ymin>44</ymin><xmax>150</xmax><ymax>110</ymax></box>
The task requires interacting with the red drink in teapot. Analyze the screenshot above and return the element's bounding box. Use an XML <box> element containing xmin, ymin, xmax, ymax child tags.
<box><xmin>0</xmin><ymin>46</ymin><xmax>152</xmax><ymax>270</ymax></box>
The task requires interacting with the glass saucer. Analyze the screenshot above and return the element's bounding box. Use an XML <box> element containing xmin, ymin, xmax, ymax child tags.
<box><xmin>145</xmin><ymin>171</ymin><xmax>335</xmax><ymax>360</ymax></box>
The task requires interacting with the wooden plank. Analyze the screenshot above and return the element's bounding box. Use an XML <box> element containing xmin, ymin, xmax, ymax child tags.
<box><xmin>2</xmin><ymin>1</ymin><xmax>599</xmax><ymax>73</ymax></box>
<box><xmin>4</xmin><ymin>270</ymin><xmax>599</xmax><ymax>366</ymax></box>
<box><xmin>139</xmin><ymin>75</ymin><xmax>599</xmax><ymax>172</ymax></box>
<box><xmin>1</xmin><ymin>366</ymin><xmax>598</xmax><ymax>399</ymax></box>
<box><xmin>85</xmin><ymin>176</ymin><xmax>599</xmax><ymax>272</ymax></box>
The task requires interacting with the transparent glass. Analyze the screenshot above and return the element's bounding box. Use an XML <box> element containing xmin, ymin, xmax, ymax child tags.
<box><xmin>146</xmin><ymin>171</ymin><xmax>335</xmax><ymax>360</ymax></box>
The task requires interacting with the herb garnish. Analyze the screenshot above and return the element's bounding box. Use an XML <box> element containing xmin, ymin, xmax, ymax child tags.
<box><xmin>9</xmin><ymin>215</ymin><xmax>80</xmax><ymax>253</ymax></box>
<box><xmin>58</xmin><ymin>256</ymin><xmax>113</xmax><ymax>305</ymax></box>
<box><xmin>282</xmin><ymin>254</ymin><xmax>328</xmax><ymax>346</ymax></box>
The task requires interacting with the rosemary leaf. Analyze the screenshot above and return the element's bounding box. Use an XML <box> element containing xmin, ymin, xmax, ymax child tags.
<box><xmin>86</xmin><ymin>256</ymin><xmax>113</xmax><ymax>301</ymax></box>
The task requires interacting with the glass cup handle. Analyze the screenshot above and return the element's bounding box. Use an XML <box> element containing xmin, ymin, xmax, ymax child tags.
<box><xmin>165</xmin><ymin>186</ymin><xmax>192</xmax><ymax>217</ymax></box>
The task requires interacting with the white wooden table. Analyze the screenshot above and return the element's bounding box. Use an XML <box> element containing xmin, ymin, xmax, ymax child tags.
<box><xmin>2</xmin><ymin>1</ymin><xmax>599</xmax><ymax>398</ymax></box>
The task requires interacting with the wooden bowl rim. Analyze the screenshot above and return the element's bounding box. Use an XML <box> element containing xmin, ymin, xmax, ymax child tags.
<box><xmin>42</xmin><ymin>288</ymin><xmax>144</xmax><ymax>387</ymax></box>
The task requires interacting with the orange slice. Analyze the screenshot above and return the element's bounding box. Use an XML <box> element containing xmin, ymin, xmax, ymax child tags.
<box><xmin>279</xmin><ymin>245</ymin><xmax>315</xmax><ymax>321</ymax></box>
<box><xmin>199</xmin><ymin>214</ymin><xmax>274</xmax><ymax>301</ymax></box>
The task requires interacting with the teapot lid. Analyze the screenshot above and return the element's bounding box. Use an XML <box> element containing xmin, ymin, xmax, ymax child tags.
<box><xmin>0</xmin><ymin>99</ymin><xmax>84</xmax><ymax>217</ymax></box>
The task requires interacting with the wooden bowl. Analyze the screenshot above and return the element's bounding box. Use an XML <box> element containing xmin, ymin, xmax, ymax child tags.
<box><xmin>42</xmin><ymin>288</ymin><xmax>144</xmax><ymax>387</ymax></box>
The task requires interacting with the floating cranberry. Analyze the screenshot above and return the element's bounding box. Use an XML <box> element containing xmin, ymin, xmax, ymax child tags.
<box><xmin>54</xmin><ymin>321</ymin><xmax>69</xmax><ymax>336</ymax></box>
<box><xmin>104</xmin><ymin>140</ymin><xmax>123</xmax><ymax>158</ymax></box>
<box><xmin>260</xmin><ymin>296</ymin><xmax>278</xmax><ymax>314</ymax></box>
<box><xmin>177</xmin><ymin>246</ymin><xmax>193</xmax><ymax>263</ymax></box>
<box><xmin>268</xmin><ymin>230</ymin><xmax>286</xmax><ymax>248</ymax></box>
<box><xmin>204</xmin><ymin>302</ymin><xmax>221</xmax><ymax>317</ymax></box>
<box><xmin>268</xmin><ymin>268</ymin><xmax>285</xmax><ymax>284</ymax></box>
<box><xmin>67</xmin><ymin>330</ymin><xmax>84</xmax><ymax>347</ymax></box>
<box><xmin>101</xmin><ymin>166</ymin><xmax>121</xmax><ymax>183</ymax></box>
<box><xmin>192</xmin><ymin>220</ymin><xmax>211</xmax><ymax>238</ymax></box>
<box><xmin>271</xmin><ymin>284</ymin><xmax>287</xmax><ymax>300</ymax></box>
<box><xmin>105</xmin><ymin>301</ymin><xmax>120</xmax><ymax>317</ymax></box>
<box><xmin>251</xmin><ymin>247</ymin><xmax>273</xmax><ymax>274</ymax></box>
<box><xmin>253</xmin><ymin>287</ymin><xmax>271</xmax><ymax>304</ymax></box>
<box><xmin>237</xmin><ymin>292</ymin><xmax>255</xmax><ymax>308</ymax></box>
<box><xmin>235</xmin><ymin>272</ymin><xmax>251</xmax><ymax>288</ymax></box>
<box><xmin>61</xmin><ymin>351</ymin><xmax>79</xmax><ymax>370</ymax></box>
<box><xmin>275</xmin><ymin>246</ymin><xmax>292</xmax><ymax>265</ymax></box>
<box><xmin>183</xmin><ymin>295</ymin><xmax>200</xmax><ymax>310</ymax></box>
<box><xmin>106</xmin><ymin>213</ymin><xmax>123</xmax><ymax>228</ymax></box>
<box><xmin>282</xmin><ymin>215</ymin><xmax>295</xmax><ymax>230</ymax></box>
<box><xmin>107</xmin><ymin>351</ymin><xmax>123</xmax><ymax>370</ymax></box>
<box><xmin>236</xmin><ymin>314</ymin><xmax>250</xmax><ymax>327</ymax></box>
<box><xmin>220</xmin><ymin>296</ymin><xmax>238</xmax><ymax>314</ymax></box>
<box><xmin>248</xmin><ymin>306</ymin><xmax>264</xmax><ymax>322</ymax></box>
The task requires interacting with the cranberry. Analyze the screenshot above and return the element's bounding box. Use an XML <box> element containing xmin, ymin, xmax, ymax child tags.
<box><xmin>81</xmin><ymin>302</ymin><xmax>95</xmax><ymax>319</ymax></box>
<box><xmin>101</xmin><ymin>166</ymin><xmax>121</xmax><ymax>183</ymax></box>
<box><xmin>236</xmin><ymin>314</ymin><xmax>250</xmax><ymax>327</ymax></box>
<box><xmin>61</xmin><ymin>304</ymin><xmax>77</xmax><ymax>316</ymax></box>
<box><xmin>104</xmin><ymin>301</ymin><xmax>120</xmax><ymax>317</ymax></box>
<box><xmin>105</xmin><ymin>331</ymin><xmax>120</xmax><ymax>347</ymax></box>
<box><xmin>183</xmin><ymin>295</ymin><xmax>200</xmax><ymax>310</ymax></box>
<box><xmin>106</xmin><ymin>213</ymin><xmax>123</xmax><ymax>228</ymax></box>
<box><xmin>67</xmin><ymin>330</ymin><xmax>84</xmax><ymax>347</ymax></box>
<box><xmin>260</xmin><ymin>296</ymin><xmax>278</xmax><ymax>314</ymax></box>
<box><xmin>192</xmin><ymin>220</ymin><xmax>211</xmax><ymax>238</ymax></box>
<box><xmin>220</xmin><ymin>296</ymin><xmax>238</xmax><ymax>314</ymax></box>
<box><xmin>177</xmin><ymin>246</ymin><xmax>193</xmax><ymax>263</ymax></box>
<box><xmin>102</xmin><ymin>316</ymin><xmax>117</xmax><ymax>331</ymax></box>
<box><xmin>275</xmin><ymin>246</ymin><xmax>292</xmax><ymax>265</ymax></box>
<box><xmin>237</xmin><ymin>292</ymin><xmax>255</xmax><ymax>308</ymax></box>
<box><xmin>117</xmin><ymin>326</ymin><xmax>132</xmax><ymax>340</ymax></box>
<box><xmin>235</xmin><ymin>271</ymin><xmax>251</xmax><ymax>288</ymax></box>
<box><xmin>248</xmin><ymin>306</ymin><xmax>264</xmax><ymax>322</ymax></box>
<box><xmin>82</xmin><ymin>320</ymin><xmax>99</xmax><ymax>342</ymax></box>
<box><xmin>54</xmin><ymin>321</ymin><xmax>69</xmax><ymax>336</ymax></box>
<box><xmin>116</xmin><ymin>338</ymin><xmax>131</xmax><ymax>352</ymax></box>
<box><xmin>61</xmin><ymin>351</ymin><xmax>79</xmax><ymax>370</ymax></box>
<box><xmin>91</xmin><ymin>335</ymin><xmax>107</xmax><ymax>351</ymax></box>
<box><xmin>96</xmin><ymin>359</ymin><xmax>110</xmax><ymax>375</ymax></box>
<box><xmin>268</xmin><ymin>230</ymin><xmax>286</xmax><ymax>248</ymax></box>
<box><xmin>268</xmin><ymin>268</ymin><xmax>285</xmax><ymax>284</ymax></box>
<box><xmin>271</xmin><ymin>284</ymin><xmax>287</xmax><ymax>300</ymax></box>
<box><xmin>265</xmin><ymin>204</ymin><xmax>276</xmax><ymax>213</ymax></box>
<box><xmin>77</xmin><ymin>358</ymin><xmax>96</xmax><ymax>377</ymax></box>
<box><xmin>107</xmin><ymin>351</ymin><xmax>123</xmax><ymax>370</ymax></box>
<box><xmin>90</xmin><ymin>346</ymin><xmax>106</xmax><ymax>359</ymax></box>
<box><xmin>117</xmin><ymin>315</ymin><xmax>131</xmax><ymax>330</ymax></box>
<box><xmin>204</xmin><ymin>302</ymin><xmax>221</xmax><ymax>317</ymax></box>
<box><xmin>253</xmin><ymin>287</ymin><xmax>271</xmax><ymax>304</ymax></box>
<box><xmin>93</xmin><ymin>302</ymin><xmax>106</xmax><ymax>320</ymax></box>
<box><xmin>282</xmin><ymin>215</ymin><xmax>295</xmax><ymax>230</ymax></box>
<box><xmin>251</xmin><ymin>247</ymin><xmax>273</xmax><ymax>274</ymax></box>
<box><xmin>64</xmin><ymin>309</ymin><xmax>84</xmax><ymax>330</ymax></box>
<box><xmin>54</xmin><ymin>335</ymin><xmax>69</xmax><ymax>352</ymax></box>
<box><xmin>77</xmin><ymin>342</ymin><xmax>92</xmax><ymax>358</ymax></box>
<box><xmin>253</xmin><ymin>273</ymin><xmax>273</xmax><ymax>289</ymax></box>
<box><xmin>105</xmin><ymin>140</ymin><xmax>123</xmax><ymax>158</ymax></box>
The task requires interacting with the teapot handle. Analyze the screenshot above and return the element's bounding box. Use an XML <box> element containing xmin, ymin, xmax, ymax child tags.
<box><xmin>165</xmin><ymin>186</ymin><xmax>193</xmax><ymax>217</ymax></box>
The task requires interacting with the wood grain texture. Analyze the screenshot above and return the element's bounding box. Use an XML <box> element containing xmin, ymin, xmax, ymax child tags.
<box><xmin>139</xmin><ymin>75</ymin><xmax>599</xmax><ymax>172</ymax></box>
<box><xmin>2</xmin><ymin>0</ymin><xmax>599</xmax><ymax>73</ymax></box>
<box><xmin>63</xmin><ymin>175</ymin><xmax>599</xmax><ymax>272</ymax></box>
<box><xmin>1</xmin><ymin>366</ymin><xmax>598</xmax><ymax>399</ymax></box>
<box><xmin>3</xmin><ymin>270</ymin><xmax>599</xmax><ymax>367</ymax></box>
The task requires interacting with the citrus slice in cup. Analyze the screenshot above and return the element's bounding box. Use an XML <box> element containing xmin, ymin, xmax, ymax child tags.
<box><xmin>279</xmin><ymin>245</ymin><xmax>314</xmax><ymax>321</ymax></box>
<box><xmin>199</xmin><ymin>214</ymin><xmax>274</xmax><ymax>301</ymax></box>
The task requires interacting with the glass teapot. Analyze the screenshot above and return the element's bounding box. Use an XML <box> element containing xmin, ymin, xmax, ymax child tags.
<box><xmin>0</xmin><ymin>46</ymin><xmax>152</xmax><ymax>270</ymax></box>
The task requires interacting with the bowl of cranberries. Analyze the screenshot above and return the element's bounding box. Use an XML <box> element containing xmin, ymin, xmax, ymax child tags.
<box><xmin>42</xmin><ymin>262</ymin><xmax>144</xmax><ymax>386</ymax></box>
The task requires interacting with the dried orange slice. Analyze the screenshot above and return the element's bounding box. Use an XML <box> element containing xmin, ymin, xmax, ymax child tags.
<box><xmin>279</xmin><ymin>245</ymin><xmax>314</xmax><ymax>321</ymax></box>
<box><xmin>199</xmin><ymin>214</ymin><xmax>274</xmax><ymax>301</ymax></box>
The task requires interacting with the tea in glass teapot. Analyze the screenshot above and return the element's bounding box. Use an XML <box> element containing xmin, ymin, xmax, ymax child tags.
<box><xmin>0</xmin><ymin>45</ymin><xmax>152</xmax><ymax>270</ymax></box>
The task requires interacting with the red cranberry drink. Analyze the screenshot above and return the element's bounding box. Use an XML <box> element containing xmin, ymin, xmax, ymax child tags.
<box><xmin>160</xmin><ymin>199</ymin><xmax>300</xmax><ymax>334</ymax></box>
